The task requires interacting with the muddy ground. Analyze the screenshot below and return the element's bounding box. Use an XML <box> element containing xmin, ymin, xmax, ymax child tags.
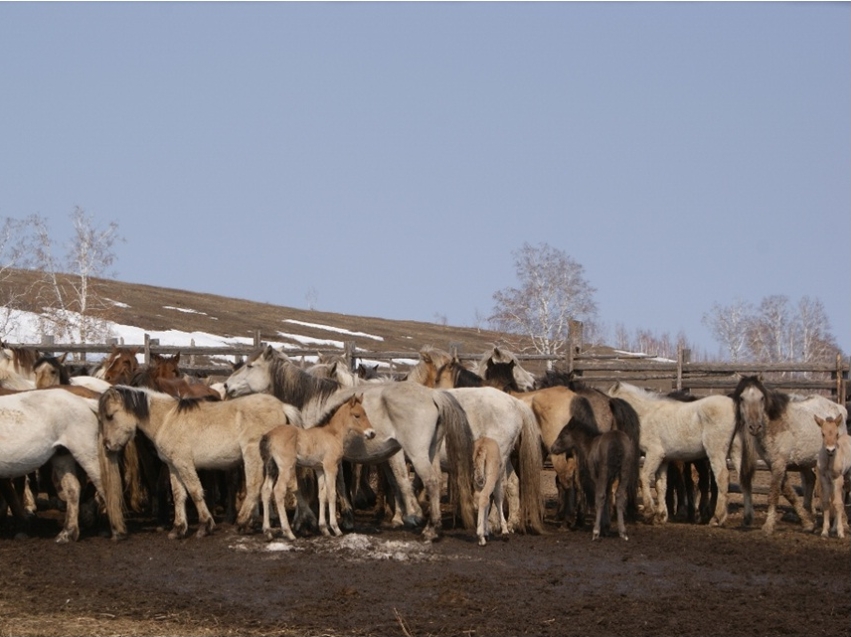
<box><xmin>1</xmin><ymin>474</ymin><xmax>849</xmax><ymax>637</ymax></box>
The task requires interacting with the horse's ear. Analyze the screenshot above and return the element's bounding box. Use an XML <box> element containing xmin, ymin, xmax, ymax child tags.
<box><xmin>420</xmin><ymin>351</ymin><xmax>432</xmax><ymax>364</ymax></box>
<box><xmin>58</xmin><ymin>352</ymin><xmax>67</xmax><ymax>364</ymax></box>
<box><xmin>263</xmin><ymin>344</ymin><xmax>275</xmax><ymax>358</ymax></box>
<box><xmin>173</xmin><ymin>352</ymin><xmax>181</xmax><ymax>364</ymax></box>
<box><xmin>814</xmin><ymin>415</ymin><xmax>824</xmax><ymax>427</ymax></box>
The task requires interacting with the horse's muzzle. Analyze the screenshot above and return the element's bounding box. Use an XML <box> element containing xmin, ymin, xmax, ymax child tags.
<box><xmin>364</xmin><ymin>429</ymin><xmax>376</xmax><ymax>440</ymax></box>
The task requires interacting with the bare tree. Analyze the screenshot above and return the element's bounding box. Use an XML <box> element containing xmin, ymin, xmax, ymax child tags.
<box><xmin>0</xmin><ymin>217</ymin><xmax>33</xmax><ymax>337</ymax></box>
<box><xmin>488</xmin><ymin>242</ymin><xmax>598</xmax><ymax>357</ymax></box>
<box><xmin>702</xmin><ymin>298</ymin><xmax>753</xmax><ymax>362</ymax></box>
<box><xmin>704</xmin><ymin>294</ymin><xmax>842</xmax><ymax>364</ymax></box>
<box><xmin>24</xmin><ymin>208</ymin><xmax>123</xmax><ymax>343</ymax></box>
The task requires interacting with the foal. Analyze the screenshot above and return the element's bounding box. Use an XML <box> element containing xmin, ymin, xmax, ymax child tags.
<box><xmin>473</xmin><ymin>436</ymin><xmax>507</xmax><ymax>546</ymax></box>
<box><xmin>815</xmin><ymin>414</ymin><xmax>851</xmax><ymax>539</ymax></box>
<box><xmin>260</xmin><ymin>394</ymin><xmax>375</xmax><ymax>540</ymax></box>
<box><xmin>550</xmin><ymin>399</ymin><xmax>638</xmax><ymax>541</ymax></box>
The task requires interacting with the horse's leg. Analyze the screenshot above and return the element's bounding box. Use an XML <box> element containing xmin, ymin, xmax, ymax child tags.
<box><xmin>551</xmin><ymin>454</ymin><xmax>574</xmax><ymax>527</ymax></box>
<box><xmin>272</xmin><ymin>464</ymin><xmax>297</xmax><ymax>541</ymax></box>
<box><xmin>260</xmin><ymin>468</ymin><xmax>276</xmax><ymax>540</ymax></box>
<box><xmin>800</xmin><ymin>468</ymin><xmax>816</xmax><ymax>517</ymax></box>
<box><xmin>819</xmin><ymin>471</ymin><xmax>833</xmax><ymax>538</ymax></box>
<box><xmin>314</xmin><ymin>469</ymin><xmax>330</xmax><ymax>536</ymax></box>
<box><xmin>832</xmin><ymin>476</ymin><xmax>846</xmax><ymax>539</ymax></box>
<box><xmin>408</xmin><ymin>453</ymin><xmax>442</xmax><ymax>541</ymax></box>
<box><xmin>334</xmin><ymin>468</ymin><xmax>355</xmax><ymax>533</ymax></box>
<box><xmin>502</xmin><ymin>458</ymin><xmax>521</xmax><ymax>533</ymax></box>
<box><xmin>778</xmin><ymin>469</ymin><xmax>814</xmax><ymax>533</ymax></box>
<box><xmin>653</xmin><ymin>460</ymin><xmax>669</xmax><ymax>524</ymax></box>
<box><xmin>592</xmin><ymin>476</ymin><xmax>607</xmax><ymax>541</ymax></box>
<box><xmin>324</xmin><ymin>461</ymin><xmax>343</xmax><ymax>537</ymax></box>
<box><xmin>706</xmin><ymin>450</ymin><xmax>730</xmax><ymax>527</ymax></box>
<box><xmin>640</xmin><ymin>450</ymin><xmax>663</xmax><ymax>523</ymax></box>
<box><xmin>731</xmin><ymin>432</ymin><xmax>756</xmax><ymax>527</ymax></box>
<box><xmin>615</xmin><ymin>473</ymin><xmax>629</xmax><ymax>541</ymax></box>
<box><xmin>170</xmin><ymin>462</ymin><xmax>216</xmax><ymax>539</ymax></box>
<box><xmin>493</xmin><ymin>476</ymin><xmax>508</xmax><ymax>539</ymax></box>
<box><xmin>51</xmin><ymin>455</ymin><xmax>81</xmax><ymax>543</ymax></box>
<box><xmin>168</xmin><ymin>471</ymin><xmax>190</xmax><ymax>539</ymax></box>
<box><xmin>387</xmin><ymin>450</ymin><xmax>424</xmax><ymax>529</ymax></box>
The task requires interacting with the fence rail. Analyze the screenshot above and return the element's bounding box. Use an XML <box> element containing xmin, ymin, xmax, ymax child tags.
<box><xmin>10</xmin><ymin>334</ymin><xmax>848</xmax><ymax>403</ymax></box>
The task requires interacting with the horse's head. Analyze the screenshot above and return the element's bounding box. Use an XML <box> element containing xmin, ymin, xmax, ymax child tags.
<box><xmin>99</xmin><ymin>386</ymin><xmax>148</xmax><ymax>452</ymax></box>
<box><xmin>223</xmin><ymin>346</ymin><xmax>276</xmax><ymax>398</ymax></box>
<box><xmin>815</xmin><ymin>414</ymin><xmax>843</xmax><ymax>454</ymax></box>
<box><xmin>345</xmin><ymin>393</ymin><xmax>375</xmax><ymax>440</ymax></box>
<box><xmin>733</xmin><ymin>376</ymin><xmax>769</xmax><ymax>437</ymax></box>
<box><xmin>102</xmin><ymin>347</ymin><xmax>140</xmax><ymax>385</ymax></box>
<box><xmin>151</xmin><ymin>352</ymin><xmax>181</xmax><ymax>380</ymax></box>
<box><xmin>33</xmin><ymin>353</ymin><xmax>69</xmax><ymax>388</ymax></box>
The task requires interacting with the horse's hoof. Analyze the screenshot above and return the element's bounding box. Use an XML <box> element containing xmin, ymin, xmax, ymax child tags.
<box><xmin>478</xmin><ymin>537</ymin><xmax>487</xmax><ymax>546</ymax></box>
<box><xmin>620</xmin><ymin>534</ymin><xmax>629</xmax><ymax>541</ymax></box>
<box><xmin>403</xmin><ymin>514</ymin><xmax>425</xmax><ymax>529</ymax></box>
<box><xmin>264</xmin><ymin>530</ymin><xmax>276</xmax><ymax>542</ymax></box>
<box><xmin>111</xmin><ymin>531</ymin><xmax>128</xmax><ymax>542</ymax></box>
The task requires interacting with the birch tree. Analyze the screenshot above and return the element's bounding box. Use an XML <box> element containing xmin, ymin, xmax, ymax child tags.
<box><xmin>0</xmin><ymin>217</ymin><xmax>32</xmax><ymax>337</ymax></box>
<box><xmin>488</xmin><ymin>242</ymin><xmax>598</xmax><ymax>357</ymax></box>
<box><xmin>702</xmin><ymin>298</ymin><xmax>753</xmax><ymax>362</ymax></box>
<box><xmin>26</xmin><ymin>207</ymin><xmax>123</xmax><ymax>343</ymax></box>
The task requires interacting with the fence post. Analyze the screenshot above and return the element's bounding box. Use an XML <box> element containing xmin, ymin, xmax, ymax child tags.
<box><xmin>144</xmin><ymin>333</ymin><xmax>151</xmax><ymax>366</ymax></box>
<box><xmin>345</xmin><ymin>341</ymin><xmax>355</xmax><ymax>372</ymax></box>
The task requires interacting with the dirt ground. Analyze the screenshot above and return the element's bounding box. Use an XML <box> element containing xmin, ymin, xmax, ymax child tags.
<box><xmin>2</xmin><ymin>473</ymin><xmax>849</xmax><ymax>637</ymax></box>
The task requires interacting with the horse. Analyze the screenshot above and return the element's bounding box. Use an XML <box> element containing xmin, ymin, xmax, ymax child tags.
<box><xmin>550</xmin><ymin>397</ymin><xmax>638</xmax><ymax>541</ymax></box>
<box><xmin>98</xmin><ymin>385</ymin><xmax>303</xmax><ymax>539</ymax></box>
<box><xmin>1</xmin><ymin>345</ymin><xmax>112</xmax><ymax>394</ymax></box>
<box><xmin>0</xmin><ymin>389</ymin><xmax>126</xmax><ymax>542</ymax></box>
<box><xmin>131</xmin><ymin>352</ymin><xmax>221</xmax><ymax>400</ymax></box>
<box><xmin>408</xmin><ymin>349</ymin><xmax>545</xmax><ymax>534</ymax></box>
<box><xmin>731</xmin><ymin>375</ymin><xmax>848</xmax><ymax>535</ymax></box>
<box><xmin>223</xmin><ymin>345</ymin><xmax>476</xmax><ymax>541</ymax></box>
<box><xmin>92</xmin><ymin>346</ymin><xmax>140</xmax><ymax>385</ymax></box>
<box><xmin>815</xmin><ymin>414</ymin><xmax>851</xmax><ymax>539</ymax></box>
<box><xmin>472</xmin><ymin>436</ymin><xmax>507</xmax><ymax>546</ymax></box>
<box><xmin>259</xmin><ymin>393</ymin><xmax>375</xmax><ymax>540</ymax></box>
<box><xmin>415</xmin><ymin>348</ymin><xmax>639</xmax><ymax>530</ymax></box>
<box><xmin>476</xmin><ymin>346</ymin><xmax>536</xmax><ymax>391</ymax></box>
<box><xmin>607</xmin><ymin>381</ymin><xmax>740</xmax><ymax>527</ymax></box>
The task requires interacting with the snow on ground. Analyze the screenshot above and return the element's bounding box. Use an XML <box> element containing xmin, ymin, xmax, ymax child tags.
<box><xmin>282</xmin><ymin>319</ymin><xmax>384</xmax><ymax>341</ymax></box>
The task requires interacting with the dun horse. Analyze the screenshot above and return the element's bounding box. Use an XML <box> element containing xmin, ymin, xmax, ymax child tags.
<box><xmin>260</xmin><ymin>394</ymin><xmax>375</xmax><ymax>540</ymax></box>
<box><xmin>98</xmin><ymin>385</ymin><xmax>303</xmax><ymax>539</ymax></box>
<box><xmin>472</xmin><ymin>436</ymin><xmax>507</xmax><ymax>546</ymax></box>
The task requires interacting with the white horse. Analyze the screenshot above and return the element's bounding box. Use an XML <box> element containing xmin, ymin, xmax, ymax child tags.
<box><xmin>815</xmin><ymin>414</ymin><xmax>851</xmax><ymax>539</ymax></box>
<box><xmin>0</xmin><ymin>389</ymin><xmax>126</xmax><ymax>542</ymax></box>
<box><xmin>407</xmin><ymin>352</ymin><xmax>544</xmax><ymax>534</ymax></box>
<box><xmin>607</xmin><ymin>381</ymin><xmax>740</xmax><ymax>526</ymax></box>
<box><xmin>223</xmin><ymin>345</ymin><xmax>477</xmax><ymax>541</ymax></box>
<box><xmin>98</xmin><ymin>385</ymin><xmax>303</xmax><ymax>539</ymax></box>
<box><xmin>732</xmin><ymin>375</ymin><xmax>848</xmax><ymax>535</ymax></box>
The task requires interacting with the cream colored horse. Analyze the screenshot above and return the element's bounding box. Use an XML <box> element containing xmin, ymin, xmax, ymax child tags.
<box><xmin>815</xmin><ymin>414</ymin><xmax>851</xmax><ymax>539</ymax></box>
<box><xmin>98</xmin><ymin>385</ymin><xmax>302</xmax><ymax>539</ymax></box>
<box><xmin>473</xmin><ymin>436</ymin><xmax>506</xmax><ymax>546</ymax></box>
<box><xmin>260</xmin><ymin>394</ymin><xmax>375</xmax><ymax>540</ymax></box>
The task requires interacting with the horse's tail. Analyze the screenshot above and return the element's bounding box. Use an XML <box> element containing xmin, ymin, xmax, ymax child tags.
<box><xmin>609</xmin><ymin>397</ymin><xmax>642</xmax><ymax>521</ymax></box>
<box><xmin>730</xmin><ymin>415</ymin><xmax>756</xmax><ymax>526</ymax></box>
<box><xmin>97</xmin><ymin>431</ymin><xmax>127</xmax><ymax>540</ymax></box>
<box><xmin>433</xmin><ymin>390</ymin><xmax>476</xmax><ymax>530</ymax></box>
<box><xmin>259</xmin><ymin>433</ymin><xmax>279</xmax><ymax>484</ymax></box>
<box><xmin>121</xmin><ymin>437</ymin><xmax>146</xmax><ymax>513</ymax></box>
<box><xmin>516</xmin><ymin>400</ymin><xmax>545</xmax><ymax>535</ymax></box>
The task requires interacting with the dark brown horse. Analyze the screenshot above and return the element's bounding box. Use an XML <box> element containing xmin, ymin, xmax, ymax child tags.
<box><xmin>550</xmin><ymin>396</ymin><xmax>639</xmax><ymax>541</ymax></box>
<box><xmin>132</xmin><ymin>352</ymin><xmax>221</xmax><ymax>400</ymax></box>
<box><xmin>95</xmin><ymin>346</ymin><xmax>141</xmax><ymax>385</ymax></box>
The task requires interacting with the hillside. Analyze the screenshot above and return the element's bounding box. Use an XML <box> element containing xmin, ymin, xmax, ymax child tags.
<box><xmin>1</xmin><ymin>268</ymin><xmax>531</xmax><ymax>362</ymax></box>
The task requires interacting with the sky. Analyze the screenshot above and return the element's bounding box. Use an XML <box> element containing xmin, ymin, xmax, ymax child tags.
<box><xmin>1</xmin><ymin>2</ymin><xmax>848</xmax><ymax>357</ymax></box>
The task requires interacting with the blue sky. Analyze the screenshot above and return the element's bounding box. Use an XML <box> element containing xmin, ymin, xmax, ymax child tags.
<box><xmin>1</xmin><ymin>3</ymin><xmax>848</xmax><ymax>356</ymax></box>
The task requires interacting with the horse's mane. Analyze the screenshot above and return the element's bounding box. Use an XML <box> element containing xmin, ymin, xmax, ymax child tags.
<box><xmin>568</xmin><ymin>395</ymin><xmax>601</xmax><ymax>436</ymax></box>
<box><xmin>667</xmin><ymin>389</ymin><xmax>699</xmax><ymax>403</ymax></box>
<box><xmin>535</xmin><ymin>369</ymin><xmax>576</xmax><ymax>389</ymax></box>
<box><xmin>731</xmin><ymin>375</ymin><xmax>789</xmax><ymax>421</ymax></box>
<box><xmin>175</xmin><ymin>395</ymin><xmax>221</xmax><ymax>412</ymax></box>
<box><xmin>312</xmin><ymin>392</ymin><xmax>358</xmax><ymax>428</ymax></box>
<box><xmin>261</xmin><ymin>348</ymin><xmax>340</xmax><ymax>410</ymax></box>
<box><xmin>102</xmin><ymin>386</ymin><xmax>151</xmax><ymax>422</ymax></box>
<box><xmin>129</xmin><ymin>367</ymin><xmax>158</xmax><ymax>390</ymax></box>
<box><xmin>5</xmin><ymin>346</ymin><xmax>40</xmax><ymax>374</ymax></box>
<box><xmin>438</xmin><ymin>360</ymin><xmax>484</xmax><ymax>388</ymax></box>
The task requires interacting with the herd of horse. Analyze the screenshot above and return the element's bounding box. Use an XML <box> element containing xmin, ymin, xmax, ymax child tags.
<box><xmin>1</xmin><ymin>341</ymin><xmax>849</xmax><ymax>547</ymax></box>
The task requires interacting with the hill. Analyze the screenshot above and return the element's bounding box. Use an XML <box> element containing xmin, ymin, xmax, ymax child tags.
<box><xmin>1</xmin><ymin>268</ymin><xmax>529</xmax><ymax>363</ymax></box>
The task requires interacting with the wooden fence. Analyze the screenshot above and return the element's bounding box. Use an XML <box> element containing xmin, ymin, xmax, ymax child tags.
<box><xmin>14</xmin><ymin>332</ymin><xmax>849</xmax><ymax>404</ymax></box>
